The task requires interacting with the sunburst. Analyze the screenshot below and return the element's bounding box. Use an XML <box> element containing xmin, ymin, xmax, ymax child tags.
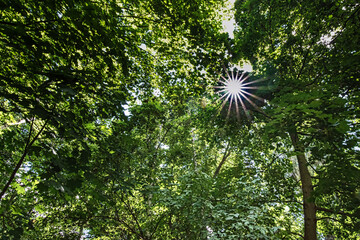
<box><xmin>214</xmin><ymin>70</ymin><xmax>266</xmax><ymax>120</ymax></box>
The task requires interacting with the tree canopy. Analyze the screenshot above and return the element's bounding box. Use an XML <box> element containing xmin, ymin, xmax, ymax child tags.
<box><xmin>0</xmin><ymin>0</ymin><xmax>359</xmax><ymax>239</ymax></box>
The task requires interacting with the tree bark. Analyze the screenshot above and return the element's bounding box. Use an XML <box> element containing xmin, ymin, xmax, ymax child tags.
<box><xmin>289</xmin><ymin>130</ymin><xmax>317</xmax><ymax>240</ymax></box>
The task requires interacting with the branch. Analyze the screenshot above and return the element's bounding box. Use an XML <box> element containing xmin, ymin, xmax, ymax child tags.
<box><xmin>330</xmin><ymin>6</ymin><xmax>360</xmax><ymax>45</ymax></box>
<box><xmin>0</xmin><ymin>19</ymin><xmax>60</xmax><ymax>27</ymax></box>
<box><xmin>156</xmin><ymin>124</ymin><xmax>173</xmax><ymax>150</ymax></box>
<box><xmin>149</xmin><ymin>214</ymin><xmax>165</xmax><ymax>239</ymax></box>
<box><xmin>0</xmin><ymin>118</ymin><xmax>49</xmax><ymax>200</ymax></box>
<box><xmin>296</xmin><ymin>50</ymin><xmax>309</xmax><ymax>80</ymax></box>
<box><xmin>92</xmin><ymin>215</ymin><xmax>140</xmax><ymax>238</ymax></box>
<box><xmin>0</xmin><ymin>119</ymin><xmax>26</xmax><ymax>130</ymax></box>
<box><xmin>213</xmin><ymin>143</ymin><xmax>231</xmax><ymax>178</ymax></box>
<box><xmin>317</xmin><ymin>217</ymin><xmax>339</xmax><ymax>222</ymax></box>
<box><xmin>0</xmin><ymin>21</ymin><xmax>18</xmax><ymax>26</ymax></box>
<box><xmin>119</xmin><ymin>196</ymin><xmax>146</xmax><ymax>239</ymax></box>
<box><xmin>316</xmin><ymin>206</ymin><xmax>357</xmax><ymax>218</ymax></box>
<box><xmin>297</xmin><ymin>132</ymin><xmax>314</xmax><ymax>136</ymax></box>
<box><xmin>112</xmin><ymin>198</ymin><xmax>142</xmax><ymax>238</ymax></box>
<box><xmin>269</xmin><ymin>200</ymin><xmax>302</xmax><ymax>205</ymax></box>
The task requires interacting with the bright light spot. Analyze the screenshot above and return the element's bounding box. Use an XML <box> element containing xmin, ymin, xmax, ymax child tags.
<box><xmin>153</xmin><ymin>88</ymin><xmax>161</xmax><ymax>97</ymax></box>
<box><xmin>284</xmin><ymin>206</ymin><xmax>290</xmax><ymax>213</ymax></box>
<box><xmin>222</xmin><ymin>0</ymin><xmax>236</xmax><ymax>38</ymax></box>
<box><xmin>226</xmin><ymin>79</ymin><xmax>243</xmax><ymax>95</ymax></box>
<box><xmin>215</xmin><ymin>71</ymin><xmax>266</xmax><ymax>120</ymax></box>
<box><xmin>240</xmin><ymin>62</ymin><xmax>253</xmax><ymax>72</ymax></box>
<box><xmin>139</xmin><ymin>43</ymin><xmax>147</xmax><ymax>50</ymax></box>
<box><xmin>159</xmin><ymin>163</ymin><xmax>167</xmax><ymax>168</ymax></box>
<box><xmin>160</xmin><ymin>144</ymin><xmax>169</xmax><ymax>150</ymax></box>
<box><xmin>319</xmin><ymin>30</ymin><xmax>339</xmax><ymax>47</ymax></box>
<box><xmin>223</xmin><ymin>18</ymin><xmax>235</xmax><ymax>38</ymax></box>
<box><xmin>122</xmin><ymin>104</ymin><xmax>131</xmax><ymax>116</ymax></box>
<box><xmin>135</xmin><ymin>98</ymin><xmax>142</xmax><ymax>105</ymax></box>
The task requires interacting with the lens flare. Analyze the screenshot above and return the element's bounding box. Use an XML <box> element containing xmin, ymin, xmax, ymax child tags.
<box><xmin>214</xmin><ymin>71</ymin><xmax>266</xmax><ymax>120</ymax></box>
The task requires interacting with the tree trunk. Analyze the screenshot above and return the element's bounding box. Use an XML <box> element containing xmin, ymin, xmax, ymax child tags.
<box><xmin>289</xmin><ymin>130</ymin><xmax>317</xmax><ymax>240</ymax></box>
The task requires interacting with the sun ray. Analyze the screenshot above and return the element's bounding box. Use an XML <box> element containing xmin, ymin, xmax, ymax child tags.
<box><xmin>234</xmin><ymin>71</ymin><xmax>239</xmax><ymax>83</ymax></box>
<box><xmin>220</xmin><ymin>75</ymin><xmax>229</xmax><ymax>83</ymax></box>
<box><xmin>241</xmin><ymin>78</ymin><xmax>267</xmax><ymax>86</ymax></box>
<box><xmin>241</xmin><ymin>93</ymin><xmax>266</xmax><ymax>114</ymax></box>
<box><xmin>241</xmin><ymin>90</ymin><xmax>264</xmax><ymax>102</ymax></box>
<box><xmin>241</xmin><ymin>86</ymin><xmax>259</xmax><ymax>90</ymax></box>
<box><xmin>218</xmin><ymin>89</ymin><xmax>231</xmax><ymax>95</ymax></box>
<box><xmin>226</xmin><ymin>70</ymin><xmax>232</xmax><ymax>80</ymax></box>
<box><xmin>238</xmin><ymin>71</ymin><xmax>245</xmax><ymax>82</ymax></box>
<box><xmin>234</xmin><ymin>93</ymin><xmax>241</xmax><ymax>121</ymax></box>
<box><xmin>237</xmin><ymin>92</ymin><xmax>251</xmax><ymax>120</ymax></box>
<box><xmin>218</xmin><ymin>92</ymin><xmax>232</xmax><ymax>113</ymax></box>
<box><xmin>227</xmin><ymin>94</ymin><xmax>234</xmax><ymax>118</ymax></box>
<box><xmin>239</xmin><ymin>74</ymin><xmax>250</xmax><ymax>83</ymax></box>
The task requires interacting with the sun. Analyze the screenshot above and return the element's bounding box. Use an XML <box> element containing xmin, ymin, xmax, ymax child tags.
<box><xmin>226</xmin><ymin>79</ymin><xmax>243</xmax><ymax>95</ymax></box>
<box><xmin>214</xmin><ymin>71</ymin><xmax>265</xmax><ymax>120</ymax></box>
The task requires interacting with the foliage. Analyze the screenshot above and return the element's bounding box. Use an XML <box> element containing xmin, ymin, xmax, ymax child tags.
<box><xmin>0</xmin><ymin>0</ymin><xmax>359</xmax><ymax>239</ymax></box>
<box><xmin>234</xmin><ymin>0</ymin><xmax>360</xmax><ymax>238</ymax></box>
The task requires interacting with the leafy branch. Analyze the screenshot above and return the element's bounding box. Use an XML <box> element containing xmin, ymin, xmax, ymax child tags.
<box><xmin>0</xmin><ymin>117</ymin><xmax>49</xmax><ymax>200</ymax></box>
<box><xmin>316</xmin><ymin>206</ymin><xmax>358</xmax><ymax>219</ymax></box>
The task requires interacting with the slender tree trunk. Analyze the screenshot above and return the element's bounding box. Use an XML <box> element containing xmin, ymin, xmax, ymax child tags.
<box><xmin>289</xmin><ymin>130</ymin><xmax>317</xmax><ymax>240</ymax></box>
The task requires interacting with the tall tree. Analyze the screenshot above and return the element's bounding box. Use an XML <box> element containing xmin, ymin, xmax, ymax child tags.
<box><xmin>234</xmin><ymin>0</ymin><xmax>360</xmax><ymax>238</ymax></box>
